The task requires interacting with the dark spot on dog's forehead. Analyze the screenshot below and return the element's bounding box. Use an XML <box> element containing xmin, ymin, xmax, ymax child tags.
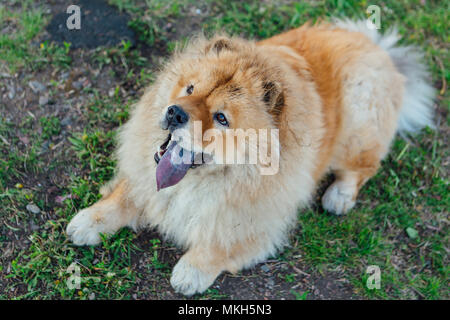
<box><xmin>203</xmin><ymin>71</ymin><xmax>235</xmax><ymax>97</ymax></box>
<box><xmin>229</xmin><ymin>85</ymin><xmax>242</xmax><ymax>93</ymax></box>
<box><xmin>214</xmin><ymin>70</ymin><xmax>234</xmax><ymax>86</ymax></box>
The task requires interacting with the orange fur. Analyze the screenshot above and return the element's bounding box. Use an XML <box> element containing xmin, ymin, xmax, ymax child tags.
<box><xmin>259</xmin><ymin>24</ymin><xmax>386</xmax><ymax>182</ymax></box>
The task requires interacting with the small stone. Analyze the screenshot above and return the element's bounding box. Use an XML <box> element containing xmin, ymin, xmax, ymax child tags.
<box><xmin>261</xmin><ymin>264</ymin><xmax>270</xmax><ymax>273</ymax></box>
<box><xmin>29</xmin><ymin>81</ymin><xmax>46</xmax><ymax>93</ymax></box>
<box><xmin>61</xmin><ymin>116</ymin><xmax>72</xmax><ymax>126</ymax></box>
<box><xmin>26</xmin><ymin>203</ymin><xmax>41</xmax><ymax>214</ymax></box>
<box><xmin>406</xmin><ymin>227</ymin><xmax>419</xmax><ymax>239</ymax></box>
<box><xmin>39</xmin><ymin>95</ymin><xmax>49</xmax><ymax>106</ymax></box>
<box><xmin>60</xmin><ymin>72</ymin><xmax>70</xmax><ymax>81</ymax></box>
<box><xmin>266</xmin><ymin>278</ymin><xmax>275</xmax><ymax>288</ymax></box>
<box><xmin>7</xmin><ymin>85</ymin><xmax>15</xmax><ymax>99</ymax></box>
<box><xmin>132</xmin><ymin>294</ymin><xmax>137</xmax><ymax>299</ymax></box>
<box><xmin>108</xmin><ymin>88</ymin><xmax>116</xmax><ymax>97</ymax></box>
<box><xmin>88</xmin><ymin>293</ymin><xmax>95</xmax><ymax>300</ymax></box>
<box><xmin>72</xmin><ymin>80</ymin><xmax>83</xmax><ymax>91</ymax></box>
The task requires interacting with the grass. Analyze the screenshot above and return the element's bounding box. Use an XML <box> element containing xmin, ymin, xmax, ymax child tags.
<box><xmin>294</xmin><ymin>134</ymin><xmax>449</xmax><ymax>299</ymax></box>
<box><xmin>0</xmin><ymin>1</ymin><xmax>72</xmax><ymax>74</ymax></box>
<box><xmin>0</xmin><ymin>0</ymin><xmax>448</xmax><ymax>299</ymax></box>
<box><xmin>0</xmin><ymin>1</ymin><xmax>46</xmax><ymax>73</ymax></box>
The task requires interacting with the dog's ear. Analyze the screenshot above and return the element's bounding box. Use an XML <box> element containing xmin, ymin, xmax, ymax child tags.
<box><xmin>205</xmin><ymin>37</ymin><xmax>234</xmax><ymax>54</ymax></box>
<box><xmin>262</xmin><ymin>81</ymin><xmax>285</xmax><ymax>118</ymax></box>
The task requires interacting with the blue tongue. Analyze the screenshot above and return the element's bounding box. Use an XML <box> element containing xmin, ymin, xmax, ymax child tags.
<box><xmin>156</xmin><ymin>141</ymin><xmax>192</xmax><ymax>191</ymax></box>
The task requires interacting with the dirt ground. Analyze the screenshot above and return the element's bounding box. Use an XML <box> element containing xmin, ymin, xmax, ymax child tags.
<box><xmin>0</xmin><ymin>0</ymin><xmax>448</xmax><ymax>300</ymax></box>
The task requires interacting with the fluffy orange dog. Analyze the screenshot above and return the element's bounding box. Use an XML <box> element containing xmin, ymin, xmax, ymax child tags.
<box><xmin>67</xmin><ymin>20</ymin><xmax>434</xmax><ymax>295</ymax></box>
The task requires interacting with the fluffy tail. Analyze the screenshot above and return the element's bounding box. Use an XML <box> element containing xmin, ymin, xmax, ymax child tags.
<box><xmin>333</xmin><ymin>19</ymin><xmax>435</xmax><ymax>134</ymax></box>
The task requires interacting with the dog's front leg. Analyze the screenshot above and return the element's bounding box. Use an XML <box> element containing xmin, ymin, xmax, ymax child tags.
<box><xmin>66</xmin><ymin>179</ymin><xmax>139</xmax><ymax>245</ymax></box>
<box><xmin>170</xmin><ymin>241</ymin><xmax>259</xmax><ymax>296</ymax></box>
<box><xmin>170</xmin><ymin>246</ymin><xmax>223</xmax><ymax>296</ymax></box>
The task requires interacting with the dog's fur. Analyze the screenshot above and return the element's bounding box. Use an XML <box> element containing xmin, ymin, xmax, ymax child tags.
<box><xmin>67</xmin><ymin>20</ymin><xmax>434</xmax><ymax>295</ymax></box>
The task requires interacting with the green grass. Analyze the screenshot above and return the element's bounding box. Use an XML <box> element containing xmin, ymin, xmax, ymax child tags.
<box><xmin>0</xmin><ymin>1</ymin><xmax>46</xmax><ymax>73</ymax></box>
<box><xmin>294</xmin><ymin>135</ymin><xmax>449</xmax><ymax>299</ymax></box>
<box><xmin>0</xmin><ymin>1</ymin><xmax>72</xmax><ymax>73</ymax></box>
<box><xmin>0</xmin><ymin>0</ymin><xmax>448</xmax><ymax>300</ymax></box>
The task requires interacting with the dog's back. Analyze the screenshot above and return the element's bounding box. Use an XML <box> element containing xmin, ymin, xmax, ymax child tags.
<box><xmin>259</xmin><ymin>20</ymin><xmax>434</xmax><ymax>214</ymax></box>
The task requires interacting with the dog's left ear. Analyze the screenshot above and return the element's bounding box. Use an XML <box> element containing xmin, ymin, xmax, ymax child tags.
<box><xmin>262</xmin><ymin>81</ymin><xmax>285</xmax><ymax>118</ymax></box>
<box><xmin>205</xmin><ymin>37</ymin><xmax>234</xmax><ymax>54</ymax></box>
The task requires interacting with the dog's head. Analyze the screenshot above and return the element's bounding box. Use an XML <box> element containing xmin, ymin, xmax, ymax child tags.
<box><xmin>153</xmin><ymin>36</ymin><xmax>284</xmax><ymax>190</ymax></box>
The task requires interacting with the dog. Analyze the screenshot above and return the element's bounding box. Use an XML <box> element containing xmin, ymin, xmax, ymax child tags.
<box><xmin>66</xmin><ymin>19</ymin><xmax>434</xmax><ymax>296</ymax></box>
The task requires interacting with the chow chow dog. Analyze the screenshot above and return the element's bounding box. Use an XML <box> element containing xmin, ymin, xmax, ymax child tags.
<box><xmin>67</xmin><ymin>19</ymin><xmax>434</xmax><ymax>295</ymax></box>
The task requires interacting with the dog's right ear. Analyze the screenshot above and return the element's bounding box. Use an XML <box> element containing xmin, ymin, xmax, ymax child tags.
<box><xmin>205</xmin><ymin>37</ymin><xmax>234</xmax><ymax>54</ymax></box>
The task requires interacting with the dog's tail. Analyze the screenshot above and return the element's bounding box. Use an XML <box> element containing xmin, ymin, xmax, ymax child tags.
<box><xmin>333</xmin><ymin>19</ymin><xmax>435</xmax><ymax>134</ymax></box>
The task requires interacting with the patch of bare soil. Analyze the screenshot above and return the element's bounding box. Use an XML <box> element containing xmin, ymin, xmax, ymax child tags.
<box><xmin>46</xmin><ymin>0</ymin><xmax>135</xmax><ymax>48</ymax></box>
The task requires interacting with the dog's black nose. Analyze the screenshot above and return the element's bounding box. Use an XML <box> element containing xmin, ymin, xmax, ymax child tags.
<box><xmin>165</xmin><ymin>105</ymin><xmax>189</xmax><ymax>131</ymax></box>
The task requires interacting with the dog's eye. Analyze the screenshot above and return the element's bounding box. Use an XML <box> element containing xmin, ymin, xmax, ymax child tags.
<box><xmin>214</xmin><ymin>112</ymin><xmax>228</xmax><ymax>126</ymax></box>
<box><xmin>186</xmin><ymin>84</ymin><xmax>194</xmax><ymax>95</ymax></box>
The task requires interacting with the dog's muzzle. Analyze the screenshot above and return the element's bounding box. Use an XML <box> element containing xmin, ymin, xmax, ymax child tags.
<box><xmin>161</xmin><ymin>105</ymin><xmax>189</xmax><ymax>132</ymax></box>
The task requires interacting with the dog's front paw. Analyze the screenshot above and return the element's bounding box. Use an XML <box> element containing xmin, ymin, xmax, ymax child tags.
<box><xmin>322</xmin><ymin>181</ymin><xmax>356</xmax><ymax>215</ymax></box>
<box><xmin>170</xmin><ymin>257</ymin><xmax>217</xmax><ymax>296</ymax></box>
<box><xmin>66</xmin><ymin>207</ymin><xmax>104</xmax><ymax>246</ymax></box>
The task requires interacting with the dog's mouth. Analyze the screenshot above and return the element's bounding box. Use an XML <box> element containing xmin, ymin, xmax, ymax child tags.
<box><xmin>154</xmin><ymin>134</ymin><xmax>206</xmax><ymax>191</ymax></box>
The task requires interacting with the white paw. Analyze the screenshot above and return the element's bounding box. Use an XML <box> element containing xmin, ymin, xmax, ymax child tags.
<box><xmin>170</xmin><ymin>257</ymin><xmax>217</xmax><ymax>296</ymax></box>
<box><xmin>322</xmin><ymin>182</ymin><xmax>356</xmax><ymax>215</ymax></box>
<box><xmin>66</xmin><ymin>207</ymin><xmax>105</xmax><ymax>246</ymax></box>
